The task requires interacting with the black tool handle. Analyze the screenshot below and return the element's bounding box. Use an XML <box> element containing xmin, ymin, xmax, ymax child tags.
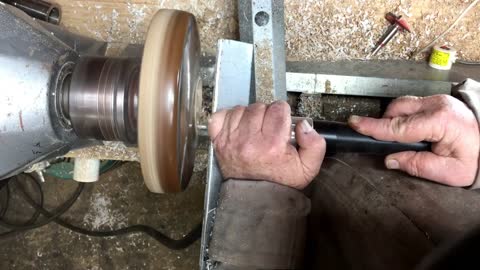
<box><xmin>313</xmin><ymin>120</ymin><xmax>431</xmax><ymax>155</ymax></box>
<box><xmin>3</xmin><ymin>0</ymin><xmax>61</xmax><ymax>24</ymax></box>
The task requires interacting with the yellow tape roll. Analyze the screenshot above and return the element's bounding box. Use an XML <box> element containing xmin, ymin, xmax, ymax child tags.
<box><xmin>429</xmin><ymin>45</ymin><xmax>456</xmax><ymax>70</ymax></box>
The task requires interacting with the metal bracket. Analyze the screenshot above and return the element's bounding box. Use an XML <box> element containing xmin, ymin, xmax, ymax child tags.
<box><xmin>200</xmin><ymin>39</ymin><xmax>254</xmax><ymax>270</ymax></box>
<box><xmin>239</xmin><ymin>0</ymin><xmax>287</xmax><ymax>103</ymax></box>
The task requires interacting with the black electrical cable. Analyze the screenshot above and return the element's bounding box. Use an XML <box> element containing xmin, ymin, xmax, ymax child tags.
<box><xmin>0</xmin><ymin>177</ymin><xmax>44</xmax><ymax>229</ymax></box>
<box><xmin>0</xmin><ymin>177</ymin><xmax>84</xmax><ymax>237</ymax></box>
<box><xmin>0</xmin><ymin>174</ymin><xmax>202</xmax><ymax>250</ymax></box>
<box><xmin>0</xmin><ymin>180</ymin><xmax>10</xmax><ymax>218</ymax></box>
<box><xmin>18</xmin><ymin>174</ymin><xmax>202</xmax><ymax>250</ymax></box>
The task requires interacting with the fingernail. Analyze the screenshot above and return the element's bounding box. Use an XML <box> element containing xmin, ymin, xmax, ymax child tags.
<box><xmin>208</xmin><ymin>117</ymin><xmax>212</xmax><ymax>123</ymax></box>
<box><xmin>386</xmin><ymin>159</ymin><xmax>400</xmax><ymax>169</ymax></box>
<box><xmin>272</xmin><ymin>100</ymin><xmax>285</xmax><ymax>105</ymax></box>
<box><xmin>349</xmin><ymin>115</ymin><xmax>361</xmax><ymax>125</ymax></box>
<box><xmin>300</xmin><ymin>119</ymin><xmax>313</xmax><ymax>133</ymax></box>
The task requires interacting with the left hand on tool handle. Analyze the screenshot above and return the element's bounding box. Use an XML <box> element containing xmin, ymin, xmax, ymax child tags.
<box><xmin>349</xmin><ymin>95</ymin><xmax>480</xmax><ymax>187</ymax></box>
<box><xmin>208</xmin><ymin>101</ymin><xmax>326</xmax><ymax>189</ymax></box>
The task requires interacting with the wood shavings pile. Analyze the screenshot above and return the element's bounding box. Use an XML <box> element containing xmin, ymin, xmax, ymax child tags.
<box><xmin>285</xmin><ymin>0</ymin><xmax>480</xmax><ymax>61</ymax></box>
<box><xmin>65</xmin><ymin>141</ymin><xmax>139</xmax><ymax>161</ymax></box>
<box><xmin>56</xmin><ymin>0</ymin><xmax>238</xmax><ymax>56</ymax></box>
<box><xmin>57</xmin><ymin>0</ymin><xmax>479</xmax><ymax>61</ymax></box>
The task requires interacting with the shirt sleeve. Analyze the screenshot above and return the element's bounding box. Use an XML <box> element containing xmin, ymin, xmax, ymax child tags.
<box><xmin>208</xmin><ymin>179</ymin><xmax>311</xmax><ymax>269</ymax></box>
<box><xmin>452</xmin><ymin>79</ymin><xmax>480</xmax><ymax>189</ymax></box>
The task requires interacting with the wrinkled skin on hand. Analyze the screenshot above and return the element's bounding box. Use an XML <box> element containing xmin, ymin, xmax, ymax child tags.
<box><xmin>208</xmin><ymin>101</ymin><xmax>326</xmax><ymax>189</ymax></box>
<box><xmin>349</xmin><ymin>95</ymin><xmax>480</xmax><ymax>187</ymax></box>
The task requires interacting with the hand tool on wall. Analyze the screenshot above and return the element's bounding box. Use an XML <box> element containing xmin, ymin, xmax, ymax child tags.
<box><xmin>371</xmin><ymin>12</ymin><xmax>411</xmax><ymax>56</ymax></box>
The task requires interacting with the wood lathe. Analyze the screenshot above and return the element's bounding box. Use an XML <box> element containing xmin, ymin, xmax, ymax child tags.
<box><xmin>0</xmin><ymin>5</ymin><xmax>201</xmax><ymax>193</ymax></box>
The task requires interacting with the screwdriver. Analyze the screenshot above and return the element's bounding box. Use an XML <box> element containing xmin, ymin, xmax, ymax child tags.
<box><xmin>371</xmin><ymin>12</ymin><xmax>411</xmax><ymax>56</ymax></box>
